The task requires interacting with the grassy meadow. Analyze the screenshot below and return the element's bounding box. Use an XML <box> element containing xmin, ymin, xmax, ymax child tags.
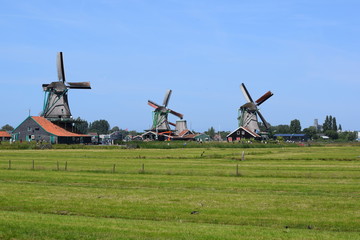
<box><xmin>0</xmin><ymin>144</ymin><xmax>359</xmax><ymax>239</ymax></box>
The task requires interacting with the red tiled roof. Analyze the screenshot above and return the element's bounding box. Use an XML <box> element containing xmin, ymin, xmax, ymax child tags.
<box><xmin>0</xmin><ymin>131</ymin><xmax>11</xmax><ymax>137</ymax></box>
<box><xmin>178</xmin><ymin>130</ymin><xmax>189</xmax><ymax>137</ymax></box>
<box><xmin>32</xmin><ymin>116</ymin><xmax>89</xmax><ymax>137</ymax></box>
<box><xmin>243</xmin><ymin>127</ymin><xmax>261</xmax><ymax>138</ymax></box>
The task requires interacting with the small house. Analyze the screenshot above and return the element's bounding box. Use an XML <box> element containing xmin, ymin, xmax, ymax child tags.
<box><xmin>194</xmin><ymin>133</ymin><xmax>211</xmax><ymax>142</ymax></box>
<box><xmin>12</xmin><ymin>116</ymin><xmax>91</xmax><ymax>144</ymax></box>
<box><xmin>226</xmin><ymin>127</ymin><xmax>261</xmax><ymax>142</ymax></box>
<box><xmin>0</xmin><ymin>131</ymin><xmax>11</xmax><ymax>141</ymax></box>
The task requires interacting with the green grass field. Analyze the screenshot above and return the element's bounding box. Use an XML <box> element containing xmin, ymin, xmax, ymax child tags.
<box><xmin>0</xmin><ymin>145</ymin><xmax>359</xmax><ymax>239</ymax></box>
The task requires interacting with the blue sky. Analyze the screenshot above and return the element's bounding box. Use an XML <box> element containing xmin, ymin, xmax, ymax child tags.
<box><xmin>1</xmin><ymin>0</ymin><xmax>359</xmax><ymax>132</ymax></box>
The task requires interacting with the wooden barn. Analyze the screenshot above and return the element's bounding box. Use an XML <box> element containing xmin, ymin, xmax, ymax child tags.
<box><xmin>12</xmin><ymin>116</ymin><xmax>91</xmax><ymax>144</ymax></box>
<box><xmin>226</xmin><ymin>127</ymin><xmax>261</xmax><ymax>142</ymax></box>
<box><xmin>0</xmin><ymin>131</ymin><xmax>11</xmax><ymax>141</ymax></box>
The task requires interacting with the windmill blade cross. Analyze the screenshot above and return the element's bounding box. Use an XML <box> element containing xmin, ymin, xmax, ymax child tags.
<box><xmin>255</xmin><ymin>91</ymin><xmax>273</xmax><ymax>106</ymax></box>
<box><xmin>148</xmin><ymin>100</ymin><xmax>161</xmax><ymax>109</ymax></box>
<box><xmin>163</xmin><ymin>89</ymin><xmax>172</xmax><ymax>107</ymax></box>
<box><xmin>257</xmin><ymin>110</ymin><xmax>270</xmax><ymax>129</ymax></box>
<box><xmin>240</xmin><ymin>83</ymin><xmax>254</xmax><ymax>103</ymax></box>
<box><xmin>168</xmin><ymin>108</ymin><xmax>183</xmax><ymax>119</ymax></box>
<box><xmin>57</xmin><ymin>52</ymin><xmax>66</xmax><ymax>83</ymax></box>
<box><xmin>67</xmin><ymin>82</ymin><xmax>91</xmax><ymax>89</ymax></box>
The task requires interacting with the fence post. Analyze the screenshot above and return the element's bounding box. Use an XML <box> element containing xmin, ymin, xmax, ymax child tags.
<box><xmin>8</xmin><ymin>160</ymin><xmax>11</xmax><ymax>170</ymax></box>
<box><xmin>140</xmin><ymin>163</ymin><xmax>145</xmax><ymax>173</ymax></box>
<box><xmin>113</xmin><ymin>164</ymin><xmax>116</xmax><ymax>173</ymax></box>
<box><xmin>65</xmin><ymin>161</ymin><xmax>67</xmax><ymax>171</ymax></box>
<box><xmin>241</xmin><ymin>151</ymin><xmax>245</xmax><ymax>161</ymax></box>
<box><xmin>32</xmin><ymin>160</ymin><xmax>35</xmax><ymax>170</ymax></box>
<box><xmin>236</xmin><ymin>164</ymin><xmax>239</xmax><ymax>176</ymax></box>
<box><xmin>57</xmin><ymin>161</ymin><xmax>59</xmax><ymax>171</ymax></box>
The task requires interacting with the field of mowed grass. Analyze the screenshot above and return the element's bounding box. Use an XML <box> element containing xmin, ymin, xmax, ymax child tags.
<box><xmin>0</xmin><ymin>145</ymin><xmax>359</xmax><ymax>239</ymax></box>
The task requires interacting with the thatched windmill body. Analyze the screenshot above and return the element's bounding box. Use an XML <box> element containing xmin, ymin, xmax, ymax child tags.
<box><xmin>41</xmin><ymin>52</ymin><xmax>91</xmax><ymax>120</ymax></box>
<box><xmin>147</xmin><ymin>90</ymin><xmax>183</xmax><ymax>132</ymax></box>
<box><xmin>238</xmin><ymin>83</ymin><xmax>273</xmax><ymax>133</ymax></box>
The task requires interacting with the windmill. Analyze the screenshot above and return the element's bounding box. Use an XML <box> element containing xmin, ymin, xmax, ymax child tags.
<box><xmin>238</xmin><ymin>83</ymin><xmax>273</xmax><ymax>133</ymax></box>
<box><xmin>41</xmin><ymin>52</ymin><xmax>91</xmax><ymax>120</ymax></box>
<box><xmin>148</xmin><ymin>90</ymin><xmax>183</xmax><ymax>132</ymax></box>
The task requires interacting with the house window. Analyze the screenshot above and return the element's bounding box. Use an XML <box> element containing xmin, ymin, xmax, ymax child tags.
<box><xmin>35</xmin><ymin>128</ymin><xmax>40</xmax><ymax>131</ymax></box>
<box><xmin>28</xmin><ymin>127</ymin><xmax>32</xmax><ymax>131</ymax></box>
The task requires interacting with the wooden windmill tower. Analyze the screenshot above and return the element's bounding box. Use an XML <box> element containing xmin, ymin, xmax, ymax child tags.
<box><xmin>41</xmin><ymin>52</ymin><xmax>91</xmax><ymax>130</ymax></box>
<box><xmin>147</xmin><ymin>89</ymin><xmax>184</xmax><ymax>133</ymax></box>
<box><xmin>238</xmin><ymin>83</ymin><xmax>273</xmax><ymax>133</ymax></box>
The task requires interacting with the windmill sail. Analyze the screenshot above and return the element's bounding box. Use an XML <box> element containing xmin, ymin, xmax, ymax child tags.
<box><xmin>57</xmin><ymin>52</ymin><xmax>66</xmax><ymax>82</ymax></box>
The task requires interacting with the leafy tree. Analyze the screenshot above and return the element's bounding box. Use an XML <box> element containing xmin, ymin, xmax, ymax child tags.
<box><xmin>129</xmin><ymin>130</ymin><xmax>139</xmax><ymax>136</ymax></box>
<box><xmin>73</xmin><ymin>117</ymin><xmax>88</xmax><ymax>134</ymax></box>
<box><xmin>258</xmin><ymin>122</ymin><xmax>269</xmax><ymax>132</ymax></box>
<box><xmin>89</xmin><ymin>120</ymin><xmax>110</xmax><ymax>134</ymax></box>
<box><xmin>205</xmin><ymin>127</ymin><xmax>216</xmax><ymax>138</ymax></box>
<box><xmin>272</xmin><ymin>125</ymin><xmax>290</xmax><ymax>134</ymax></box>
<box><xmin>339</xmin><ymin>131</ymin><xmax>357</xmax><ymax>141</ymax></box>
<box><xmin>332</xmin><ymin>117</ymin><xmax>337</xmax><ymax>131</ymax></box>
<box><xmin>339</xmin><ymin>124</ymin><xmax>342</xmax><ymax>131</ymax></box>
<box><xmin>325</xmin><ymin>130</ymin><xmax>338</xmax><ymax>140</ymax></box>
<box><xmin>1</xmin><ymin>124</ymin><xmax>14</xmax><ymax>131</ymax></box>
<box><xmin>110</xmin><ymin>126</ymin><xmax>120</xmax><ymax>133</ymax></box>
<box><xmin>323</xmin><ymin>116</ymin><xmax>330</xmax><ymax>132</ymax></box>
<box><xmin>290</xmin><ymin>119</ymin><xmax>301</xmax><ymax>133</ymax></box>
<box><xmin>219</xmin><ymin>131</ymin><xmax>230</xmax><ymax>139</ymax></box>
<box><xmin>303</xmin><ymin>126</ymin><xmax>317</xmax><ymax>139</ymax></box>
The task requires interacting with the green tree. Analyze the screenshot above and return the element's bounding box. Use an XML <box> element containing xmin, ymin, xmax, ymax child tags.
<box><xmin>323</xmin><ymin>116</ymin><xmax>330</xmax><ymax>132</ymax></box>
<box><xmin>258</xmin><ymin>122</ymin><xmax>269</xmax><ymax>132</ymax></box>
<box><xmin>219</xmin><ymin>131</ymin><xmax>230</xmax><ymax>139</ymax></box>
<box><xmin>329</xmin><ymin>116</ymin><xmax>333</xmax><ymax>130</ymax></box>
<box><xmin>303</xmin><ymin>126</ymin><xmax>317</xmax><ymax>139</ymax></box>
<box><xmin>339</xmin><ymin>131</ymin><xmax>357</xmax><ymax>141</ymax></box>
<box><xmin>110</xmin><ymin>126</ymin><xmax>120</xmax><ymax>133</ymax></box>
<box><xmin>129</xmin><ymin>130</ymin><xmax>140</xmax><ymax>136</ymax></box>
<box><xmin>339</xmin><ymin>124</ymin><xmax>342</xmax><ymax>131</ymax></box>
<box><xmin>205</xmin><ymin>127</ymin><xmax>216</xmax><ymax>138</ymax></box>
<box><xmin>1</xmin><ymin>124</ymin><xmax>14</xmax><ymax>131</ymax></box>
<box><xmin>272</xmin><ymin>125</ymin><xmax>290</xmax><ymax>134</ymax></box>
<box><xmin>73</xmin><ymin>117</ymin><xmax>88</xmax><ymax>134</ymax></box>
<box><xmin>290</xmin><ymin>119</ymin><xmax>301</xmax><ymax>133</ymax></box>
<box><xmin>332</xmin><ymin>117</ymin><xmax>337</xmax><ymax>131</ymax></box>
<box><xmin>325</xmin><ymin>130</ymin><xmax>338</xmax><ymax>140</ymax></box>
<box><xmin>89</xmin><ymin>120</ymin><xmax>110</xmax><ymax>134</ymax></box>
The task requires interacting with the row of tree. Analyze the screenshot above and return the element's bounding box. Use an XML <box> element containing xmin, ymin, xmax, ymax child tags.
<box><xmin>270</xmin><ymin>116</ymin><xmax>357</xmax><ymax>141</ymax></box>
<box><xmin>322</xmin><ymin>115</ymin><xmax>341</xmax><ymax>132</ymax></box>
<box><xmin>74</xmin><ymin>118</ymin><xmax>141</xmax><ymax>136</ymax></box>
